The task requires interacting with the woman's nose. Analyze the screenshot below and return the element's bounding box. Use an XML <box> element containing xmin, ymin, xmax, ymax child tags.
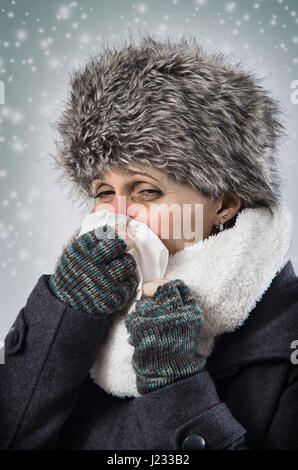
<box><xmin>112</xmin><ymin>195</ymin><xmax>137</xmax><ymax>218</ymax></box>
<box><xmin>94</xmin><ymin>193</ymin><xmax>136</xmax><ymax>218</ymax></box>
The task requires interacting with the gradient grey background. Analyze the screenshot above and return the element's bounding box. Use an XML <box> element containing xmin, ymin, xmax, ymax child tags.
<box><xmin>0</xmin><ymin>0</ymin><xmax>298</xmax><ymax>339</ymax></box>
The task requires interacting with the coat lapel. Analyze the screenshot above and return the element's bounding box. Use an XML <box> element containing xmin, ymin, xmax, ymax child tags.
<box><xmin>207</xmin><ymin>260</ymin><xmax>298</xmax><ymax>378</ymax></box>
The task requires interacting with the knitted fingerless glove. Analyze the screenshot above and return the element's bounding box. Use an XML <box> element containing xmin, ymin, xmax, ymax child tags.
<box><xmin>125</xmin><ymin>279</ymin><xmax>206</xmax><ymax>395</ymax></box>
<box><xmin>48</xmin><ymin>225</ymin><xmax>139</xmax><ymax>318</ymax></box>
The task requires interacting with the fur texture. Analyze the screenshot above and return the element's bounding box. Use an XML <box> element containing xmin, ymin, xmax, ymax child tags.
<box><xmin>50</xmin><ymin>33</ymin><xmax>285</xmax><ymax>208</ymax></box>
<box><xmin>89</xmin><ymin>200</ymin><xmax>292</xmax><ymax>398</ymax></box>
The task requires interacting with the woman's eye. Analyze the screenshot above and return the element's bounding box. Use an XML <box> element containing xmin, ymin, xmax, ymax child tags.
<box><xmin>140</xmin><ymin>190</ymin><xmax>159</xmax><ymax>194</ymax></box>
<box><xmin>138</xmin><ymin>190</ymin><xmax>162</xmax><ymax>198</ymax></box>
<box><xmin>94</xmin><ymin>190</ymin><xmax>115</xmax><ymax>199</ymax></box>
<box><xmin>94</xmin><ymin>189</ymin><xmax>162</xmax><ymax>200</ymax></box>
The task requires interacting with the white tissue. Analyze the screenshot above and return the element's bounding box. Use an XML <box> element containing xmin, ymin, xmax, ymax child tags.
<box><xmin>77</xmin><ymin>209</ymin><xmax>169</xmax><ymax>314</ymax></box>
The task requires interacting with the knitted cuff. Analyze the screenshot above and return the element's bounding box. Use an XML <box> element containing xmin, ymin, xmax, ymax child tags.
<box><xmin>125</xmin><ymin>294</ymin><xmax>205</xmax><ymax>394</ymax></box>
<box><xmin>132</xmin><ymin>316</ymin><xmax>206</xmax><ymax>394</ymax></box>
<box><xmin>135</xmin><ymin>356</ymin><xmax>207</xmax><ymax>395</ymax></box>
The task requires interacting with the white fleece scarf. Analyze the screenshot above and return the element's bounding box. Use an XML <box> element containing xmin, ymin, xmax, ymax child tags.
<box><xmin>89</xmin><ymin>201</ymin><xmax>293</xmax><ymax>398</ymax></box>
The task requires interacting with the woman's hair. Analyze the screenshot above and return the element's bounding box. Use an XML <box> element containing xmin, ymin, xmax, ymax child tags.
<box><xmin>51</xmin><ymin>32</ymin><xmax>286</xmax><ymax>209</ymax></box>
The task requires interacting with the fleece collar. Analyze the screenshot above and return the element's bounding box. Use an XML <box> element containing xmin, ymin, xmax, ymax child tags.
<box><xmin>89</xmin><ymin>201</ymin><xmax>293</xmax><ymax>398</ymax></box>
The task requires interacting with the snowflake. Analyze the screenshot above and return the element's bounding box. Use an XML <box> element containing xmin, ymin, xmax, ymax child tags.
<box><xmin>11</xmin><ymin>110</ymin><xmax>23</xmax><ymax>123</ymax></box>
<box><xmin>40</xmin><ymin>38</ymin><xmax>53</xmax><ymax>49</ymax></box>
<box><xmin>137</xmin><ymin>3</ymin><xmax>147</xmax><ymax>13</ymax></box>
<box><xmin>10</xmin><ymin>191</ymin><xmax>18</xmax><ymax>199</ymax></box>
<box><xmin>57</xmin><ymin>5</ymin><xmax>71</xmax><ymax>20</ymax></box>
<box><xmin>225</xmin><ymin>2</ymin><xmax>236</xmax><ymax>12</ymax></box>
<box><xmin>18</xmin><ymin>207</ymin><xmax>32</xmax><ymax>222</ymax></box>
<box><xmin>48</xmin><ymin>57</ymin><xmax>60</xmax><ymax>69</ymax></box>
<box><xmin>16</xmin><ymin>30</ymin><xmax>28</xmax><ymax>41</ymax></box>
<box><xmin>79</xmin><ymin>33</ymin><xmax>91</xmax><ymax>45</ymax></box>
<box><xmin>28</xmin><ymin>187</ymin><xmax>40</xmax><ymax>199</ymax></box>
<box><xmin>12</xmin><ymin>140</ymin><xmax>25</xmax><ymax>152</ymax></box>
<box><xmin>1</xmin><ymin>106</ymin><xmax>10</xmax><ymax>117</ymax></box>
<box><xmin>19</xmin><ymin>248</ymin><xmax>29</xmax><ymax>261</ymax></box>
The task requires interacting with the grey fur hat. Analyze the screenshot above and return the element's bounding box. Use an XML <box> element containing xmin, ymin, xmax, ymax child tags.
<box><xmin>51</xmin><ymin>33</ymin><xmax>285</xmax><ymax>209</ymax></box>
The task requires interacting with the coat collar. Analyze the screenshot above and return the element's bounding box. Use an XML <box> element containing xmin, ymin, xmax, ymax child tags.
<box><xmin>89</xmin><ymin>201</ymin><xmax>293</xmax><ymax>398</ymax></box>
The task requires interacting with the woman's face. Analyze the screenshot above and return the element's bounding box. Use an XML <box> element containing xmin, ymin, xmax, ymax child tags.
<box><xmin>91</xmin><ymin>164</ymin><xmax>231</xmax><ymax>254</ymax></box>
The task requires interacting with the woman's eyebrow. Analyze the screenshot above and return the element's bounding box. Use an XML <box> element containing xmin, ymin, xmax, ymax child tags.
<box><xmin>123</xmin><ymin>169</ymin><xmax>159</xmax><ymax>181</ymax></box>
<box><xmin>91</xmin><ymin>170</ymin><xmax>160</xmax><ymax>182</ymax></box>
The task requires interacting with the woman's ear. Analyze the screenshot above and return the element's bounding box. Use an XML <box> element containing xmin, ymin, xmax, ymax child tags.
<box><xmin>215</xmin><ymin>192</ymin><xmax>243</xmax><ymax>221</ymax></box>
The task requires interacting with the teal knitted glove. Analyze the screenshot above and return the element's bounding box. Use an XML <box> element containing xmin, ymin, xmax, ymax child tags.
<box><xmin>125</xmin><ymin>279</ymin><xmax>206</xmax><ymax>395</ymax></box>
<box><xmin>48</xmin><ymin>224</ymin><xmax>139</xmax><ymax>318</ymax></box>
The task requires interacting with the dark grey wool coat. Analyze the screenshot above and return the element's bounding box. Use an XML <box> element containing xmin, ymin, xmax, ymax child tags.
<box><xmin>1</xmin><ymin>259</ymin><xmax>298</xmax><ymax>450</ymax></box>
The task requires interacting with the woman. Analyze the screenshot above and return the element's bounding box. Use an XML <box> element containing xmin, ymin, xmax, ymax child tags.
<box><xmin>1</xmin><ymin>34</ymin><xmax>298</xmax><ymax>450</ymax></box>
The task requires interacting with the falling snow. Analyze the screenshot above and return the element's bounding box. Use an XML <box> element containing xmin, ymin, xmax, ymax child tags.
<box><xmin>0</xmin><ymin>0</ymin><xmax>297</xmax><ymax>329</ymax></box>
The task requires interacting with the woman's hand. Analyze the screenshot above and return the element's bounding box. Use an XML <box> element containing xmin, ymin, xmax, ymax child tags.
<box><xmin>125</xmin><ymin>279</ymin><xmax>206</xmax><ymax>395</ymax></box>
<box><xmin>48</xmin><ymin>223</ymin><xmax>139</xmax><ymax>318</ymax></box>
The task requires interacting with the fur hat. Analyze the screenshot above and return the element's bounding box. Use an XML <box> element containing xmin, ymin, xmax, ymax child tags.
<box><xmin>50</xmin><ymin>33</ymin><xmax>285</xmax><ymax>208</ymax></box>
